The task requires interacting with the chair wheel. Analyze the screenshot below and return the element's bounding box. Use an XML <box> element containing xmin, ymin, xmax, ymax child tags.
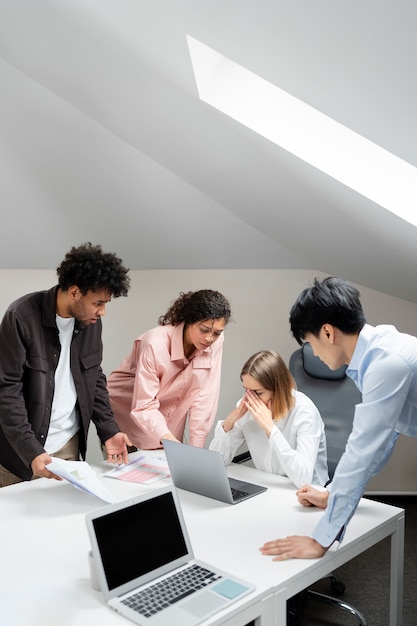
<box><xmin>330</xmin><ymin>579</ymin><xmax>346</xmax><ymax>596</ymax></box>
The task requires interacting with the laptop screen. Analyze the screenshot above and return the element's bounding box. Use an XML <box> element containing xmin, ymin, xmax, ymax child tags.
<box><xmin>91</xmin><ymin>491</ymin><xmax>188</xmax><ymax>591</ymax></box>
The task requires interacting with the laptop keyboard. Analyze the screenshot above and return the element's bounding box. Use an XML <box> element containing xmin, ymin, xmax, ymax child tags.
<box><xmin>231</xmin><ymin>487</ymin><xmax>250</xmax><ymax>501</ymax></box>
<box><xmin>121</xmin><ymin>563</ymin><xmax>222</xmax><ymax>618</ymax></box>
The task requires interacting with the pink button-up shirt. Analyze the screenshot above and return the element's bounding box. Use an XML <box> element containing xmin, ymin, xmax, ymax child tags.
<box><xmin>107</xmin><ymin>322</ymin><xmax>224</xmax><ymax>449</ymax></box>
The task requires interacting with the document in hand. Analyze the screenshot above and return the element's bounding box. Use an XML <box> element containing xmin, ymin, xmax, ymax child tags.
<box><xmin>47</xmin><ymin>457</ymin><xmax>117</xmax><ymax>503</ymax></box>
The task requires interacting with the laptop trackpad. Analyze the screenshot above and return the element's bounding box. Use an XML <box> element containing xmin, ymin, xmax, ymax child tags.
<box><xmin>181</xmin><ymin>591</ymin><xmax>227</xmax><ymax>617</ymax></box>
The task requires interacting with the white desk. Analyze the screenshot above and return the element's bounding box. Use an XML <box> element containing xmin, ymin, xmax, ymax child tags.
<box><xmin>0</xmin><ymin>458</ymin><xmax>404</xmax><ymax>626</ymax></box>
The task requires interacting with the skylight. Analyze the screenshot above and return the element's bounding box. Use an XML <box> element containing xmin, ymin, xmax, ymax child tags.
<box><xmin>187</xmin><ymin>35</ymin><xmax>417</xmax><ymax>228</ymax></box>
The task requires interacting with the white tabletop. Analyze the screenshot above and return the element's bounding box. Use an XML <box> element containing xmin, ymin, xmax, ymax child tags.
<box><xmin>0</xmin><ymin>454</ymin><xmax>404</xmax><ymax>625</ymax></box>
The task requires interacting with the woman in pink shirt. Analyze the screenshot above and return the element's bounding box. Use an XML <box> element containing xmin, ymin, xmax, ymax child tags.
<box><xmin>107</xmin><ymin>290</ymin><xmax>231</xmax><ymax>449</ymax></box>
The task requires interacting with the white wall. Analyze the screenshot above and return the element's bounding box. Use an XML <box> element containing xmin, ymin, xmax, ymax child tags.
<box><xmin>2</xmin><ymin>268</ymin><xmax>417</xmax><ymax>492</ymax></box>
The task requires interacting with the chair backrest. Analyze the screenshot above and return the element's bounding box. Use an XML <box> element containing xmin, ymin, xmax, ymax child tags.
<box><xmin>288</xmin><ymin>343</ymin><xmax>362</xmax><ymax>480</ymax></box>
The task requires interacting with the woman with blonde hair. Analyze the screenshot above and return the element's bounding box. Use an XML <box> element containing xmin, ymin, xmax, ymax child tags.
<box><xmin>210</xmin><ymin>350</ymin><xmax>328</xmax><ymax>488</ymax></box>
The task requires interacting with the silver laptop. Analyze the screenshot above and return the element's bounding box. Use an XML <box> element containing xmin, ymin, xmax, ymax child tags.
<box><xmin>163</xmin><ymin>440</ymin><xmax>267</xmax><ymax>504</ymax></box>
<box><xmin>85</xmin><ymin>485</ymin><xmax>254</xmax><ymax>626</ymax></box>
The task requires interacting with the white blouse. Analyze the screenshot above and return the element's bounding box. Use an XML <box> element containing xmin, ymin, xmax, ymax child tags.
<box><xmin>209</xmin><ymin>390</ymin><xmax>328</xmax><ymax>488</ymax></box>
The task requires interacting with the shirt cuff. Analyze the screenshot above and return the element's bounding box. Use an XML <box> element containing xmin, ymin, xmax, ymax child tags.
<box><xmin>312</xmin><ymin>516</ymin><xmax>345</xmax><ymax>548</ymax></box>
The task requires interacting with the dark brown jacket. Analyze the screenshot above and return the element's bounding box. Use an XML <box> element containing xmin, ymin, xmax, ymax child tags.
<box><xmin>0</xmin><ymin>286</ymin><xmax>120</xmax><ymax>480</ymax></box>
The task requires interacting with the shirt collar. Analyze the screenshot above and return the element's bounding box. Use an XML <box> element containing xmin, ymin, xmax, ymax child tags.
<box><xmin>171</xmin><ymin>322</ymin><xmax>187</xmax><ymax>361</ymax></box>
<box><xmin>170</xmin><ymin>321</ymin><xmax>213</xmax><ymax>362</ymax></box>
<box><xmin>347</xmin><ymin>323</ymin><xmax>374</xmax><ymax>373</ymax></box>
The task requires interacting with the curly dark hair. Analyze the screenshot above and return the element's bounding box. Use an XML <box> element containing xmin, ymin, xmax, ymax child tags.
<box><xmin>158</xmin><ymin>290</ymin><xmax>231</xmax><ymax>326</ymax></box>
<box><xmin>57</xmin><ymin>242</ymin><xmax>130</xmax><ymax>297</ymax></box>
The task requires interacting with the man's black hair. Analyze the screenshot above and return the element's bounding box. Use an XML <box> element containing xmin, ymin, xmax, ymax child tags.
<box><xmin>57</xmin><ymin>242</ymin><xmax>130</xmax><ymax>297</ymax></box>
<box><xmin>290</xmin><ymin>276</ymin><xmax>366</xmax><ymax>345</ymax></box>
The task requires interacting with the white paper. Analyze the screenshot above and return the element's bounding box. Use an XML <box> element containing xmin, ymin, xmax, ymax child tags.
<box><xmin>48</xmin><ymin>457</ymin><xmax>117</xmax><ymax>503</ymax></box>
<box><xmin>104</xmin><ymin>454</ymin><xmax>170</xmax><ymax>484</ymax></box>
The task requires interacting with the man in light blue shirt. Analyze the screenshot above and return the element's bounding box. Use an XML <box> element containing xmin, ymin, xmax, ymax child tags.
<box><xmin>260</xmin><ymin>276</ymin><xmax>417</xmax><ymax>560</ymax></box>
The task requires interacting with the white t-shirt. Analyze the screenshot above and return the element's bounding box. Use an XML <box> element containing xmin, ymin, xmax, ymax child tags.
<box><xmin>44</xmin><ymin>316</ymin><xmax>79</xmax><ymax>454</ymax></box>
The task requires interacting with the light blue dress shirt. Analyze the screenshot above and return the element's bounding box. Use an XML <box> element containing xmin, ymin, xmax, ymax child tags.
<box><xmin>313</xmin><ymin>323</ymin><xmax>417</xmax><ymax>547</ymax></box>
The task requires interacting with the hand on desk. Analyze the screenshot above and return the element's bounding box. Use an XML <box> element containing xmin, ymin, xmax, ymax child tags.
<box><xmin>296</xmin><ymin>484</ymin><xmax>329</xmax><ymax>509</ymax></box>
<box><xmin>259</xmin><ymin>535</ymin><xmax>327</xmax><ymax>560</ymax></box>
<box><xmin>31</xmin><ymin>453</ymin><xmax>63</xmax><ymax>481</ymax></box>
<box><xmin>259</xmin><ymin>484</ymin><xmax>330</xmax><ymax>560</ymax></box>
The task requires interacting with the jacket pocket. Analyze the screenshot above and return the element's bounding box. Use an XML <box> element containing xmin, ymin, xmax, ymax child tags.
<box><xmin>23</xmin><ymin>354</ymin><xmax>49</xmax><ymax>405</ymax></box>
<box><xmin>79</xmin><ymin>351</ymin><xmax>102</xmax><ymax>399</ymax></box>
<box><xmin>79</xmin><ymin>351</ymin><xmax>101</xmax><ymax>371</ymax></box>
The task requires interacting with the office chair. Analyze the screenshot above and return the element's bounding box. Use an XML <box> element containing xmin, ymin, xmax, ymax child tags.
<box><xmin>288</xmin><ymin>342</ymin><xmax>362</xmax><ymax>480</ymax></box>
<box><xmin>288</xmin><ymin>342</ymin><xmax>366</xmax><ymax>625</ymax></box>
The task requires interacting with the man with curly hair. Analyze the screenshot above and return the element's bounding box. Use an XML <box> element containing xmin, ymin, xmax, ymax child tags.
<box><xmin>0</xmin><ymin>243</ymin><xmax>132</xmax><ymax>487</ymax></box>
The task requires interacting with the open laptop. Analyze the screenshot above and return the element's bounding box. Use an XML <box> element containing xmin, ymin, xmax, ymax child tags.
<box><xmin>163</xmin><ymin>440</ymin><xmax>267</xmax><ymax>504</ymax></box>
<box><xmin>86</xmin><ymin>485</ymin><xmax>254</xmax><ymax>626</ymax></box>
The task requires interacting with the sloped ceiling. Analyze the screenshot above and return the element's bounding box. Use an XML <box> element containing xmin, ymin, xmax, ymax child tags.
<box><xmin>1</xmin><ymin>0</ymin><xmax>417</xmax><ymax>301</ymax></box>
